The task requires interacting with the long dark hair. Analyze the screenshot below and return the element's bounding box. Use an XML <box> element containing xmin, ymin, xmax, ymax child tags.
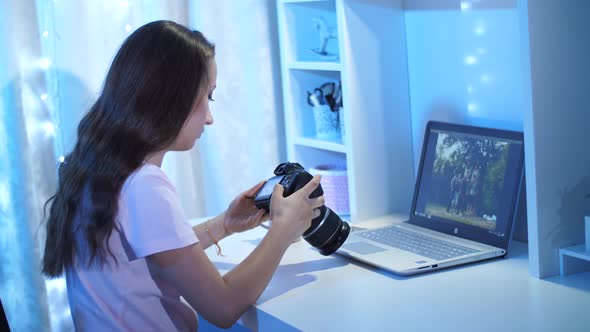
<box><xmin>42</xmin><ymin>20</ymin><xmax>215</xmax><ymax>278</ymax></box>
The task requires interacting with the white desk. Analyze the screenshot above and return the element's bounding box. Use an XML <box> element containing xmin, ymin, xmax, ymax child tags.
<box><xmin>192</xmin><ymin>216</ymin><xmax>590</xmax><ymax>332</ymax></box>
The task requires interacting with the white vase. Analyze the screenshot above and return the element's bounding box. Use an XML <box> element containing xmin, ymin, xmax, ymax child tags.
<box><xmin>313</xmin><ymin>105</ymin><xmax>340</xmax><ymax>140</ymax></box>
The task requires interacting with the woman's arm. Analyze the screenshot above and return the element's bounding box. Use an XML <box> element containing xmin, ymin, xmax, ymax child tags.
<box><xmin>192</xmin><ymin>214</ymin><xmax>228</xmax><ymax>251</ymax></box>
<box><xmin>148</xmin><ymin>176</ymin><xmax>324</xmax><ymax>328</ymax></box>
<box><xmin>147</xmin><ymin>226</ymin><xmax>290</xmax><ymax>328</ymax></box>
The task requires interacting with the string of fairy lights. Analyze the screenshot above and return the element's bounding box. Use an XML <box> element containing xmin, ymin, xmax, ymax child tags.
<box><xmin>38</xmin><ymin>0</ymin><xmax>65</xmax><ymax>164</ymax></box>
<box><xmin>35</xmin><ymin>0</ymin><xmax>135</xmax><ymax>165</ymax></box>
<box><xmin>33</xmin><ymin>2</ymin><xmax>136</xmax><ymax>330</ymax></box>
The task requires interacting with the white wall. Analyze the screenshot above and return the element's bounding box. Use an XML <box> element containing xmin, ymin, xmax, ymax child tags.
<box><xmin>404</xmin><ymin>1</ymin><xmax>525</xmax><ymax>171</ymax></box>
<box><xmin>519</xmin><ymin>0</ymin><xmax>590</xmax><ymax>278</ymax></box>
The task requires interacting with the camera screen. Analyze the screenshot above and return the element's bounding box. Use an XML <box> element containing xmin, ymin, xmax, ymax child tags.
<box><xmin>258</xmin><ymin>175</ymin><xmax>284</xmax><ymax>198</ymax></box>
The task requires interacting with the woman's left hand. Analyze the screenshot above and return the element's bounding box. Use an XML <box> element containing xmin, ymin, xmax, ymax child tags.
<box><xmin>223</xmin><ymin>180</ymin><xmax>269</xmax><ymax>235</ymax></box>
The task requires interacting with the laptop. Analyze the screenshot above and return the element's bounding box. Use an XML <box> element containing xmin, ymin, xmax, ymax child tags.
<box><xmin>337</xmin><ymin>121</ymin><xmax>525</xmax><ymax>275</ymax></box>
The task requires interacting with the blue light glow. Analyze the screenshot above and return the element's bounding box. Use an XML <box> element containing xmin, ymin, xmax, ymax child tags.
<box><xmin>38</xmin><ymin>57</ymin><xmax>51</xmax><ymax>70</ymax></box>
<box><xmin>464</xmin><ymin>55</ymin><xmax>478</xmax><ymax>65</ymax></box>
<box><xmin>474</xmin><ymin>24</ymin><xmax>486</xmax><ymax>36</ymax></box>
<box><xmin>0</xmin><ymin>180</ymin><xmax>10</xmax><ymax>212</ymax></box>
<box><xmin>40</xmin><ymin>121</ymin><xmax>56</xmax><ymax>137</ymax></box>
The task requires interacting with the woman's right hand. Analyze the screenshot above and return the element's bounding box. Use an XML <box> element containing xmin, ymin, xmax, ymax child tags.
<box><xmin>269</xmin><ymin>174</ymin><xmax>325</xmax><ymax>243</ymax></box>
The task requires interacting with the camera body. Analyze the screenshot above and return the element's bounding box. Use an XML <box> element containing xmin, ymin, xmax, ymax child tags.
<box><xmin>253</xmin><ymin>162</ymin><xmax>322</xmax><ymax>208</ymax></box>
<box><xmin>253</xmin><ymin>162</ymin><xmax>350</xmax><ymax>255</ymax></box>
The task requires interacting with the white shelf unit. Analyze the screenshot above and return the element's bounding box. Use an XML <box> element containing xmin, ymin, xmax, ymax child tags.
<box><xmin>287</xmin><ymin>61</ymin><xmax>341</xmax><ymax>71</ymax></box>
<box><xmin>559</xmin><ymin>216</ymin><xmax>590</xmax><ymax>275</ymax></box>
<box><xmin>559</xmin><ymin>245</ymin><xmax>590</xmax><ymax>276</ymax></box>
<box><xmin>276</xmin><ymin>0</ymin><xmax>415</xmax><ymax>222</ymax></box>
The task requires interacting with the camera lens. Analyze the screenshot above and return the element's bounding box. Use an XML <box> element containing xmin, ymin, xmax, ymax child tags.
<box><xmin>302</xmin><ymin>206</ymin><xmax>350</xmax><ymax>255</ymax></box>
<box><xmin>256</xmin><ymin>162</ymin><xmax>351</xmax><ymax>255</ymax></box>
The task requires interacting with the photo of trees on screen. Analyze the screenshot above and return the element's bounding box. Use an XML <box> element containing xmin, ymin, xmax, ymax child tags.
<box><xmin>425</xmin><ymin>133</ymin><xmax>508</xmax><ymax>230</ymax></box>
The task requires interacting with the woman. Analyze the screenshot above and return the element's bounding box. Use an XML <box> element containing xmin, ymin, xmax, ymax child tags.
<box><xmin>42</xmin><ymin>20</ymin><xmax>324</xmax><ymax>331</ymax></box>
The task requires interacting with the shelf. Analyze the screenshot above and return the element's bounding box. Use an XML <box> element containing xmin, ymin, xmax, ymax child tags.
<box><xmin>294</xmin><ymin>136</ymin><xmax>346</xmax><ymax>153</ymax></box>
<box><xmin>291</xmin><ymin>145</ymin><xmax>346</xmax><ymax>172</ymax></box>
<box><xmin>280</xmin><ymin>0</ymin><xmax>339</xmax><ymax>63</ymax></box>
<box><xmin>559</xmin><ymin>244</ymin><xmax>590</xmax><ymax>276</ymax></box>
<box><xmin>288</xmin><ymin>61</ymin><xmax>341</xmax><ymax>71</ymax></box>
<box><xmin>281</xmin><ymin>0</ymin><xmax>330</xmax><ymax>3</ymax></box>
<box><xmin>560</xmin><ymin>245</ymin><xmax>590</xmax><ymax>260</ymax></box>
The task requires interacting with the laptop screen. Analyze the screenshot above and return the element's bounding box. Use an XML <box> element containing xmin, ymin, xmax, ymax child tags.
<box><xmin>410</xmin><ymin>121</ymin><xmax>524</xmax><ymax>249</ymax></box>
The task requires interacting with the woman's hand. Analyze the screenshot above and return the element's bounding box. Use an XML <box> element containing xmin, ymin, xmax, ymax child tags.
<box><xmin>269</xmin><ymin>175</ymin><xmax>325</xmax><ymax>243</ymax></box>
<box><xmin>222</xmin><ymin>180</ymin><xmax>269</xmax><ymax>235</ymax></box>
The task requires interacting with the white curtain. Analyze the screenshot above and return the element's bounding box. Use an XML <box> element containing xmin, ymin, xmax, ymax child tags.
<box><xmin>166</xmin><ymin>0</ymin><xmax>285</xmax><ymax>218</ymax></box>
<box><xmin>0</xmin><ymin>1</ymin><xmax>54</xmax><ymax>331</ymax></box>
<box><xmin>0</xmin><ymin>0</ymin><xmax>284</xmax><ymax>330</ymax></box>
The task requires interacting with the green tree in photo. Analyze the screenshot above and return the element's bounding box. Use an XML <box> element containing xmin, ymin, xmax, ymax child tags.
<box><xmin>481</xmin><ymin>149</ymin><xmax>508</xmax><ymax>214</ymax></box>
<box><xmin>433</xmin><ymin>133</ymin><xmax>508</xmax><ymax>217</ymax></box>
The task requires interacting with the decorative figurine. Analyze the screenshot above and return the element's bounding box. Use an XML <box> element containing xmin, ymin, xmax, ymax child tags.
<box><xmin>310</xmin><ymin>16</ymin><xmax>338</xmax><ymax>59</ymax></box>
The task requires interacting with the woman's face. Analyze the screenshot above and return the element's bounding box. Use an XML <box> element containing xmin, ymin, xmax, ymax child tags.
<box><xmin>170</xmin><ymin>59</ymin><xmax>217</xmax><ymax>151</ymax></box>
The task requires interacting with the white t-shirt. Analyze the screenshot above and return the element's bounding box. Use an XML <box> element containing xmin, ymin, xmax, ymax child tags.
<box><xmin>66</xmin><ymin>164</ymin><xmax>199</xmax><ymax>331</ymax></box>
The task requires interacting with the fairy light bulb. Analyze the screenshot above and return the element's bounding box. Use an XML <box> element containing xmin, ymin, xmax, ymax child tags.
<box><xmin>40</xmin><ymin>121</ymin><xmax>56</xmax><ymax>137</ymax></box>
<box><xmin>39</xmin><ymin>57</ymin><xmax>51</xmax><ymax>70</ymax></box>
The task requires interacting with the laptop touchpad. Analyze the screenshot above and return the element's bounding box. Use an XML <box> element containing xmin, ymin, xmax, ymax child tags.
<box><xmin>342</xmin><ymin>242</ymin><xmax>386</xmax><ymax>255</ymax></box>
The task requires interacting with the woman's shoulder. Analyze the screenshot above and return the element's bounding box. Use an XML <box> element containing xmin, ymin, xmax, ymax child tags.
<box><xmin>121</xmin><ymin>163</ymin><xmax>174</xmax><ymax>196</ymax></box>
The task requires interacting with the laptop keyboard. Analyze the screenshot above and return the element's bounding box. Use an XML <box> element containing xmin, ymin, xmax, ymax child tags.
<box><xmin>356</xmin><ymin>226</ymin><xmax>480</xmax><ymax>261</ymax></box>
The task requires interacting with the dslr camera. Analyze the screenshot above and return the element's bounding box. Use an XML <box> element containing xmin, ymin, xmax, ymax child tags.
<box><xmin>253</xmin><ymin>162</ymin><xmax>350</xmax><ymax>255</ymax></box>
